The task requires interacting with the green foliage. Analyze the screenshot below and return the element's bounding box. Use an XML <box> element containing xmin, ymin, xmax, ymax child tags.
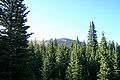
<box><xmin>87</xmin><ymin>21</ymin><xmax>98</xmax><ymax>59</ymax></box>
<box><xmin>41</xmin><ymin>56</ymin><xmax>50</xmax><ymax>80</ymax></box>
<box><xmin>1</xmin><ymin>5</ymin><xmax>120</xmax><ymax>80</ymax></box>
<box><xmin>113</xmin><ymin>43</ymin><xmax>120</xmax><ymax>79</ymax></box>
<box><xmin>42</xmin><ymin>39</ymin><xmax>56</xmax><ymax>80</ymax></box>
<box><xmin>97</xmin><ymin>32</ymin><xmax>109</xmax><ymax>80</ymax></box>
<box><xmin>66</xmin><ymin>42</ymin><xmax>82</xmax><ymax>80</ymax></box>
<box><xmin>56</xmin><ymin>45</ymin><xmax>67</xmax><ymax>80</ymax></box>
<box><xmin>0</xmin><ymin>0</ymin><xmax>35</xmax><ymax>80</ymax></box>
<box><xmin>86</xmin><ymin>21</ymin><xmax>98</xmax><ymax>80</ymax></box>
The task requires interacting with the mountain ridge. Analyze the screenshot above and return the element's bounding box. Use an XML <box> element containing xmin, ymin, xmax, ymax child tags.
<box><xmin>35</xmin><ymin>38</ymin><xmax>76</xmax><ymax>45</ymax></box>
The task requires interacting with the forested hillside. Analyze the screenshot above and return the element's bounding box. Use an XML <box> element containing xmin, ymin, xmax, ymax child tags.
<box><xmin>0</xmin><ymin>0</ymin><xmax>120</xmax><ymax>80</ymax></box>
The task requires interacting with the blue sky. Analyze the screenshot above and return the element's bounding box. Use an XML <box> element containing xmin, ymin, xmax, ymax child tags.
<box><xmin>24</xmin><ymin>0</ymin><xmax>120</xmax><ymax>43</ymax></box>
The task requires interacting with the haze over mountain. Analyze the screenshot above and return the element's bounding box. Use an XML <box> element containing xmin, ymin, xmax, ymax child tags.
<box><xmin>35</xmin><ymin>38</ymin><xmax>76</xmax><ymax>45</ymax></box>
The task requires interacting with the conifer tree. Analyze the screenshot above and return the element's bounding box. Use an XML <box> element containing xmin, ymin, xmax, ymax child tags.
<box><xmin>28</xmin><ymin>40</ymin><xmax>34</xmax><ymax>54</ymax></box>
<box><xmin>107</xmin><ymin>41</ymin><xmax>115</xmax><ymax>80</ymax></box>
<box><xmin>33</xmin><ymin>39</ymin><xmax>42</xmax><ymax>80</ymax></box>
<box><xmin>97</xmin><ymin>32</ymin><xmax>109</xmax><ymax>80</ymax></box>
<box><xmin>80</xmin><ymin>41</ymin><xmax>89</xmax><ymax>80</ymax></box>
<box><xmin>53</xmin><ymin>38</ymin><xmax>58</xmax><ymax>53</ymax></box>
<box><xmin>87</xmin><ymin>21</ymin><xmax>98</xmax><ymax>59</ymax></box>
<box><xmin>41</xmin><ymin>56</ymin><xmax>50</xmax><ymax>80</ymax></box>
<box><xmin>56</xmin><ymin>45</ymin><xmax>66</xmax><ymax>80</ymax></box>
<box><xmin>0</xmin><ymin>0</ymin><xmax>35</xmax><ymax>80</ymax></box>
<box><xmin>86</xmin><ymin>21</ymin><xmax>98</xmax><ymax>80</ymax></box>
<box><xmin>40</xmin><ymin>40</ymin><xmax>46</xmax><ymax>61</ymax></box>
<box><xmin>44</xmin><ymin>39</ymin><xmax>56</xmax><ymax>79</ymax></box>
<box><xmin>66</xmin><ymin>42</ymin><xmax>82</xmax><ymax>80</ymax></box>
<box><xmin>113</xmin><ymin>43</ymin><xmax>120</xmax><ymax>79</ymax></box>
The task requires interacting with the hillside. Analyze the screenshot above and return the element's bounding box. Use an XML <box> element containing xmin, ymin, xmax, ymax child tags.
<box><xmin>35</xmin><ymin>38</ymin><xmax>75</xmax><ymax>45</ymax></box>
<box><xmin>44</xmin><ymin>38</ymin><xmax>75</xmax><ymax>45</ymax></box>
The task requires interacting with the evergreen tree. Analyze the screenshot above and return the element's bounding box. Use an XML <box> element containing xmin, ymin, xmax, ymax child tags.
<box><xmin>87</xmin><ymin>21</ymin><xmax>98</xmax><ymax>59</ymax></box>
<box><xmin>113</xmin><ymin>43</ymin><xmax>120</xmax><ymax>79</ymax></box>
<box><xmin>107</xmin><ymin>41</ymin><xmax>115</xmax><ymax>80</ymax></box>
<box><xmin>56</xmin><ymin>45</ymin><xmax>66</xmax><ymax>80</ymax></box>
<box><xmin>53</xmin><ymin>38</ymin><xmax>58</xmax><ymax>53</ymax></box>
<box><xmin>80</xmin><ymin>41</ymin><xmax>89</xmax><ymax>80</ymax></box>
<box><xmin>41</xmin><ymin>56</ymin><xmax>50</xmax><ymax>80</ymax></box>
<box><xmin>66</xmin><ymin>42</ymin><xmax>82</xmax><ymax>80</ymax></box>
<box><xmin>28</xmin><ymin>40</ymin><xmax>34</xmax><ymax>54</ymax></box>
<box><xmin>40</xmin><ymin>40</ymin><xmax>46</xmax><ymax>61</ymax></box>
<box><xmin>86</xmin><ymin>21</ymin><xmax>98</xmax><ymax>80</ymax></box>
<box><xmin>97</xmin><ymin>32</ymin><xmax>109</xmax><ymax>80</ymax></box>
<box><xmin>33</xmin><ymin>39</ymin><xmax>42</xmax><ymax>80</ymax></box>
<box><xmin>0</xmin><ymin>0</ymin><xmax>35</xmax><ymax>80</ymax></box>
<box><xmin>43</xmin><ymin>39</ymin><xmax>56</xmax><ymax>80</ymax></box>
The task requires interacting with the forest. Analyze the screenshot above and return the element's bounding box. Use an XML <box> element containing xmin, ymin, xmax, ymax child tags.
<box><xmin>0</xmin><ymin>0</ymin><xmax>120</xmax><ymax>80</ymax></box>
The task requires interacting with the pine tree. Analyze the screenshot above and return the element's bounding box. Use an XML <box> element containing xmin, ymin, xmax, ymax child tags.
<box><xmin>40</xmin><ymin>40</ymin><xmax>46</xmax><ymax>61</ymax></box>
<box><xmin>41</xmin><ymin>56</ymin><xmax>50</xmax><ymax>80</ymax></box>
<box><xmin>34</xmin><ymin>39</ymin><xmax>42</xmax><ymax>80</ymax></box>
<box><xmin>107</xmin><ymin>41</ymin><xmax>115</xmax><ymax>80</ymax></box>
<box><xmin>97</xmin><ymin>32</ymin><xmax>109</xmax><ymax>80</ymax></box>
<box><xmin>0</xmin><ymin>0</ymin><xmax>35</xmax><ymax>80</ymax></box>
<box><xmin>43</xmin><ymin>39</ymin><xmax>56</xmax><ymax>80</ymax></box>
<box><xmin>53</xmin><ymin>38</ymin><xmax>58</xmax><ymax>53</ymax></box>
<box><xmin>113</xmin><ymin>43</ymin><xmax>120</xmax><ymax>79</ymax></box>
<box><xmin>56</xmin><ymin>45</ymin><xmax>66</xmax><ymax>80</ymax></box>
<box><xmin>28</xmin><ymin>40</ymin><xmax>34</xmax><ymax>54</ymax></box>
<box><xmin>86</xmin><ymin>21</ymin><xmax>98</xmax><ymax>80</ymax></box>
<box><xmin>66</xmin><ymin>42</ymin><xmax>82</xmax><ymax>80</ymax></box>
<box><xmin>80</xmin><ymin>41</ymin><xmax>89</xmax><ymax>80</ymax></box>
<box><xmin>87</xmin><ymin>21</ymin><xmax>98</xmax><ymax>59</ymax></box>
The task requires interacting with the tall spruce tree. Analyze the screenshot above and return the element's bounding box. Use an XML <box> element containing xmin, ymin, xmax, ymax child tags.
<box><xmin>41</xmin><ymin>56</ymin><xmax>50</xmax><ymax>80</ymax></box>
<box><xmin>0</xmin><ymin>0</ymin><xmax>35</xmax><ymax>80</ymax></box>
<box><xmin>66</xmin><ymin>42</ymin><xmax>82</xmax><ymax>80</ymax></box>
<box><xmin>107</xmin><ymin>41</ymin><xmax>115</xmax><ymax>80</ymax></box>
<box><xmin>80</xmin><ymin>41</ymin><xmax>89</xmax><ymax>80</ymax></box>
<box><xmin>40</xmin><ymin>40</ymin><xmax>46</xmax><ymax>61</ymax></box>
<box><xmin>33</xmin><ymin>39</ymin><xmax>42</xmax><ymax>80</ymax></box>
<box><xmin>56</xmin><ymin>45</ymin><xmax>66</xmax><ymax>80</ymax></box>
<box><xmin>97</xmin><ymin>32</ymin><xmax>109</xmax><ymax>80</ymax></box>
<box><xmin>86</xmin><ymin>21</ymin><xmax>98</xmax><ymax>80</ymax></box>
<box><xmin>113</xmin><ymin>43</ymin><xmax>120</xmax><ymax>79</ymax></box>
<box><xmin>53</xmin><ymin>38</ymin><xmax>58</xmax><ymax>53</ymax></box>
<box><xmin>87</xmin><ymin>21</ymin><xmax>98</xmax><ymax>59</ymax></box>
<box><xmin>43</xmin><ymin>39</ymin><xmax>56</xmax><ymax>80</ymax></box>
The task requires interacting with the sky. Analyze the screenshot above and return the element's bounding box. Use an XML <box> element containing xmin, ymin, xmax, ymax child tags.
<box><xmin>24</xmin><ymin>0</ymin><xmax>120</xmax><ymax>43</ymax></box>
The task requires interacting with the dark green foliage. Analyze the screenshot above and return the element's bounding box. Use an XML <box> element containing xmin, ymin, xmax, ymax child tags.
<box><xmin>26</xmin><ymin>30</ymin><xmax>120</xmax><ymax>80</ymax></box>
<box><xmin>41</xmin><ymin>56</ymin><xmax>51</xmax><ymax>80</ymax></box>
<box><xmin>97</xmin><ymin>32</ymin><xmax>109</xmax><ymax>80</ymax></box>
<box><xmin>87</xmin><ymin>21</ymin><xmax>98</xmax><ymax>60</ymax></box>
<box><xmin>56</xmin><ymin>45</ymin><xmax>67</xmax><ymax>80</ymax></box>
<box><xmin>28</xmin><ymin>40</ymin><xmax>42</xmax><ymax>80</ymax></box>
<box><xmin>1</xmin><ymin>6</ymin><xmax>120</xmax><ymax>80</ymax></box>
<box><xmin>113</xmin><ymin>43</ymin><xmax>120</xmax><ymax>79</ymax></box>
<box><xmin>80</xmin><ymin>41</ymin><xmax>89</xmax><ymax>80</ymax></box>
<box><xmin>107</xmin><ymin>41</ymin><xmax>115</xmax><ymax>80</ymax></box>
<box><xmin>40</xmin><ymin>40</ymin><xmax>46</xmax><ymax>61</ymax></box>
<box><xmin>0</xmin><ymin>0</ymin><xmax>35</xmax><ymax>80</ymax></box>
<box><xmin>86</xmin><ymin>21</ymin><xmax>98</xmax><ymax>80</ymax></box>
<box><xmin>42</xmin><ymin>39</ymin><xmax>56</xmax><ymax>80</ymax></box>
<box><xmin>66</xmin><ymin>42</ymin><xmax>82</xmax><ymax>80</ymax></box>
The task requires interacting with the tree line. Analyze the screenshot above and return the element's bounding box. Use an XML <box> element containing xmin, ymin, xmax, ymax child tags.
<box><xmin>0</xmin><ymin>0</ymin><xmax>120</xmax><ymax>80</ymax></box>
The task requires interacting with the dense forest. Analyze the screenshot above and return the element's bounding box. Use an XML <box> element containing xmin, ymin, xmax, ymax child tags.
<box><xmin>0</xmin><ymin>0</ymin><xmax>120</xmax><ymax>80</ymax></box>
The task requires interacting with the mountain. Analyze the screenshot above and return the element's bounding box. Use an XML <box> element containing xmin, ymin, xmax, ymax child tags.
<box><xmin>44</xmin><ymin>38</ymin><xmax>75</xmax><ymax>45</ymax></box>
<box><xmin>34</xmin><ymin>38</ymin><xmax>75</xmax><ymax>46</ymax></box>
<box><xmin>30</xmin><ymin>38</ymin><xmax>82</xmax><ymax>46</ymax></box>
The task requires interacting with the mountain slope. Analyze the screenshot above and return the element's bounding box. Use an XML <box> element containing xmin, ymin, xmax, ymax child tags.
<box><xmin>44</xmin><ymin>38</ymin><xmax>75</xmax><ymax>45</ymax></box>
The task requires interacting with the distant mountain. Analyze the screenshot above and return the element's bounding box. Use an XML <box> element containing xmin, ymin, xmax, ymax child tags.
<box><xmin>32</xmin><ymin>38</ymin><xmax>82</xmax><ymax>46</ymax></box>
<box><xmin>44</xmin><ymin>38</ymin><xmax>75</xmax><ymax>45</ymax></box>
